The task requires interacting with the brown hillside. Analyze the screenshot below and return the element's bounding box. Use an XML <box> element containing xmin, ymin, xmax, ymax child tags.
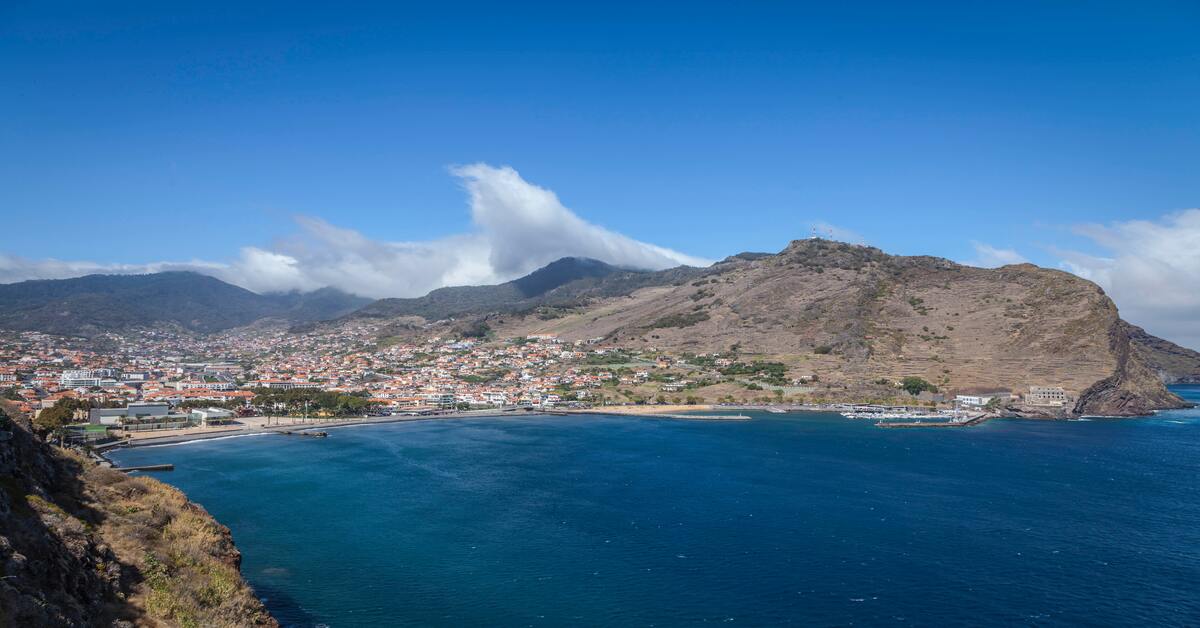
<box><xmin>493</xmin><ymin>239</ymin><xmax>1185</xmax><ymax>416</ymax></box>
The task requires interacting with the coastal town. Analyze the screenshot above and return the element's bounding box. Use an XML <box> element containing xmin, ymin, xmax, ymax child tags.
<box><xmin>0</xmin><ymin>317</ymin><xmax>1079</xmax><ymax>446</ymax></box>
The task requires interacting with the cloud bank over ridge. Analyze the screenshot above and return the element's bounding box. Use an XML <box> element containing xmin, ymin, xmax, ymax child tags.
<box><xmin>1057</xmin><ymin>209</ymin><xmax>1200</xmax><ymax>351</ymax></box>
<box><xmin>0</xmin><ymin>164</ymin><xmax>711</xmax><ymax>299</ymax></box>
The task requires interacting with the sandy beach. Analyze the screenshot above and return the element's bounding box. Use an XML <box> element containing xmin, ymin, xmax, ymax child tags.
<box><xmin>110</xmin><ymin>405</ymin><xmax>726</xmax><ymax>448</ymax></box>
<box><xmin>116</xmin><ymin>410</ymin><xmax>538</xmax><ymax>447</ymax></box>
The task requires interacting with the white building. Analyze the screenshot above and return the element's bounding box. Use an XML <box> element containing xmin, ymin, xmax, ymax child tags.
<box><xmin>61</xmin><ymin>369</ymin><xmax>105</xmax><ymax>388</ymax></box>
<box><xmin>172</xmin><ymin>380</ymin><xmax>235</xmax><ymax>391</ymax></box>
<box><xmin>88</xmin><ymin>402</ymin><xmax>171</xmax><ymax>425</ymax></box>
<box><xmin>189</xmin><ymin>407</ymin><xmax>235</xmax><ymax>426</ymax></box>
<box><xmin>955</xmin><ymin>391</ymin><xmax>1013</xmax><ymax>408</ymax></box>
<box><xmin>251</xmin><ymin>380</ymin><xmax>322</xmax><ymax>390</ymax></box>
<box><xmin>1027</xmin><ymin>386</ymin><xmax>1069</xmax><ymax>407</ymax></box>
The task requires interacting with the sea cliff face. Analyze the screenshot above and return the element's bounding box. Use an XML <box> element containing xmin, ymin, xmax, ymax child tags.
<box><xmin>1071</xmin><ymin>319</ymin><xmax>1191</xmax><ymax>416</ymax></box>
<box><xmin>1125</xmin><ymin>322</ymin><xmax>1200</xmax><ymax>385</ymax></box>
<box><xmin>0</xmin><ymin>404</ymin><xmax>276</xmax><ymax>627</ymax></box>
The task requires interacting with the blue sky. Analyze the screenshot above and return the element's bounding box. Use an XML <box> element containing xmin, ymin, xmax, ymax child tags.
<box><xmin>2</xmin><ymin>2</ymin><xmax>1199</xmax><ymax>343</ymax></box>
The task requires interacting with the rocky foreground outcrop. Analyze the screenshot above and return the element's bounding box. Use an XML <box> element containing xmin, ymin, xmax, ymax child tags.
<box><xmin>0</xmin><ymin>404</ymin><xmax>276</xmax><ymax>627</ymax></box>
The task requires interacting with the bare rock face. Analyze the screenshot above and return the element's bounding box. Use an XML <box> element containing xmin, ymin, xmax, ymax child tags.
<box><xmin>0</xmin><ymin>412</ymin><xmax>125</xmax><ymax>626</ymax></box>
<box><xmin>1125</xmin><ymin>322</ymin><xmax>1200</xmax><ymax>384</ymax></box>
<box><xmin>1074</xmin><ymin>322</ymin><xmax>1191</xmax><ymax>416</ymax></box>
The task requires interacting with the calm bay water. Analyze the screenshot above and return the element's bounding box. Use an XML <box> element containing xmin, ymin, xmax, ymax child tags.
<box><xmin>111</xmin><ymin>387</ymin><xmax>1200</xmax><ymax>626</ymax></box>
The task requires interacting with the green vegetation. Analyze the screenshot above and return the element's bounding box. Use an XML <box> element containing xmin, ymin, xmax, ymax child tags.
<box><xmin>456</xmin><ymin>368</ymin><xmax>510</xmax><ymax>384</ymax></box>
<box><xmin>899</xmin><ymin>376</ymin><xmax>938</xmax><ymax>396</ymax></box>
<box><xmin>680</xmin><ymin>353</ymin><xmax>720</xmax><ymax>368</ymax></box>
<box><xmin>534</xmin><ymin>306</ymin><xmax>576</xmax><ymax>320</ymax></box>
<box><xmin>249</xmin><ymin>388</ymin><xmax>379</xmax><ymax>416</ymax></box>
<box><xmin>648</xmin><ymin>311</ymin><xmax>711</xmax><ymax>329</ymax></box>
<box><xmin>582</xmin><ymin>350</ymin><xmax>633</xmax><ymax>365</ymax></box>
<box><xmin>374</xmin><ymin>335</ymin><xmax>406</xmax><ymax>349</ymax></box>
<box><xmin>813</xmin><ymin>345</ymin><xmax>833</xmax><ymax>355</ymax></box>
<box><xmin>720</xmin><ymin>361</ymin><xmax>789</xmax><ymax>386</ymax></box>
<box><xmin>457</xmin><ymin>320</ymin><xmax>491</xmax><ymax>339</ymax></box>
<box><xmin>32</xmin><ymin>397</ymin><xmax>93</xmax><ymax>435</ymax></box>
<box><xmin>2</xmin><ymin>386</ymin><xmax>21</xmax><ymax>401</ymax></box>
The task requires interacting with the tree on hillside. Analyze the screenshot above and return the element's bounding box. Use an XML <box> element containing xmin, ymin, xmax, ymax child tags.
<box><xmin>33</xmin><ymin>397</ymin><xmax>90</xmax><ymax>435</ymax></box>
<box><xmin>900</xmin><ymin>376</ymin><xmax>938</xmax><ymax>396</ymax></box>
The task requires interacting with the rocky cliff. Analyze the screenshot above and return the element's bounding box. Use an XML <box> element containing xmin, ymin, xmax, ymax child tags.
<box><xmin>0</xmin><ymin>403</ymin><xmax>276</xmax><ymax>627</ymax></box>
<box><xmin>1125</xmin><ymin>322</ymin><xmax>1200</xmax><ymax>385</ymax></box>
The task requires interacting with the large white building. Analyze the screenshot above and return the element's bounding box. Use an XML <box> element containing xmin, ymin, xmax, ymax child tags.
<box><xmin>955</xmin><ymin>390</ymin><xmax>1013</xmax><ymax>408</ymax></box>
<box><xmin>1027</xmin><ymin>386</ymin><xmax>1069</xmax><ymax>407</ymax></box>
<box><xmin>88</xmin><ymin>402</ymin><xmax>171</xmax><ymax>425</ymax></box>
<box><xmin>189</xmin><ymin>407</ymin><xmax>235</xmax><ymax>426</ymax></box>
<box><xmin>250</xmin><ymin>380</ymin><xmax>322</xmax><ymax>390</ymax></box>
<box><xmin>61</xmin><ymin>369</ymin><xmax>116</xmax><ymax>388</ymax></box>
<box><xmin>171</xmin><ymin>380</ymin><xmax>235</xmax><ymax>391</ymax></box>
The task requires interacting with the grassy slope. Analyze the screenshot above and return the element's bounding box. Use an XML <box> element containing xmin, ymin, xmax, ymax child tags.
<box><xmin>0</xmin><ymin>404</ymin><xmax>275</xmax><ymax>627</ymax></box>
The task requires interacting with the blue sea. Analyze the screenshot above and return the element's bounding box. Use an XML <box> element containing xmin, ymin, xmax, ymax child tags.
<box><xmin>111</xmin><ymin>387</ymin><xmax>1200</xmax><ymax>626</ymax></box>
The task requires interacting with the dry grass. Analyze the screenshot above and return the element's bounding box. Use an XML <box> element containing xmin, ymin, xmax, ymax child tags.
<box><xmin>60</xmin><ymin>450</ymin><xmax>277</xmax><ymax>627</ymax></box>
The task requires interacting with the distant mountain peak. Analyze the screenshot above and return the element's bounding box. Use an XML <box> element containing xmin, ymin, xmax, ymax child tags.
<box><xmin>511</xmin><ymin>257</ymin><xmax>626</xmax><ymax>298</ymax></box>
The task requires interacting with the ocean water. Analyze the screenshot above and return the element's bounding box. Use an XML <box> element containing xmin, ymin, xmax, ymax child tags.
<box><xmin>111</xmin><ymin>387</ymin><xmax>1200</xmax><ymax>627</ymax></box>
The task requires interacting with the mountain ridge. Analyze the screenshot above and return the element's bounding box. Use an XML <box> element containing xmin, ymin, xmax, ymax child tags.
<box><xmin>0</xmin><ymin>271</ymin><xmax>370</xmax><ymax>336</ymax></box>
<box><xmin>1</xmin><ymin>249</ymin><xmax>1198</xmax><ymax>411</ymax></box>
<box><xmin>343</xmin><ymin>256</ymin><xmax>707</xmax><ymax>322</ymax></box>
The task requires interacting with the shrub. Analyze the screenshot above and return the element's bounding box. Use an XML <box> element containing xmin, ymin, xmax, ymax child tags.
<box><xmin>648</xmin><ymin>311</ymin><xmax>710</xmax><ymax>329</ymax></box>
<box><xmin>900</xmin><ymin>376</ymin><xmax>938</xmax><ymax>396</ymax></box>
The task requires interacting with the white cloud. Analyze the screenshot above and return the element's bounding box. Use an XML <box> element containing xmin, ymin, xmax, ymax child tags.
<box><xmin>453</xmin><ymin>164</ymin><xmax>709</xmax><ymax>277</ymax></box>
<box><xmin>1057</xmin><ymin>209</ymin><xmax>1200</xmax><ymax>350</ymax></box>
<box><xmin>0</xmin><ymin>254</ymin><xmax>225</xmax><ymax>284</ymax></box>
<box><xmin>0</xmin><ymin>164</ymin><xmax>711</xmax><ymax>299</ymax></box>
<box><xmin>961</xmin><ymin>241</ymin><xmax>1028</xmax><ymax>268</ymax></box>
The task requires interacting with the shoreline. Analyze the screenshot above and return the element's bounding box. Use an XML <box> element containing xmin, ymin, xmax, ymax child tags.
<box><xmin>102</xmin><ymin>401</ymin><xmax>1184</xmax><ymax>452</ymax></box>
<box><xmin>116</xmin><ymin>410</ymin><xmax>543</xmax><ymax>448</ymax></box>
<box><xmin>109</xmin><ymin>405</ymin><xmax>771</xmax><ymax>449</ymax></box>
